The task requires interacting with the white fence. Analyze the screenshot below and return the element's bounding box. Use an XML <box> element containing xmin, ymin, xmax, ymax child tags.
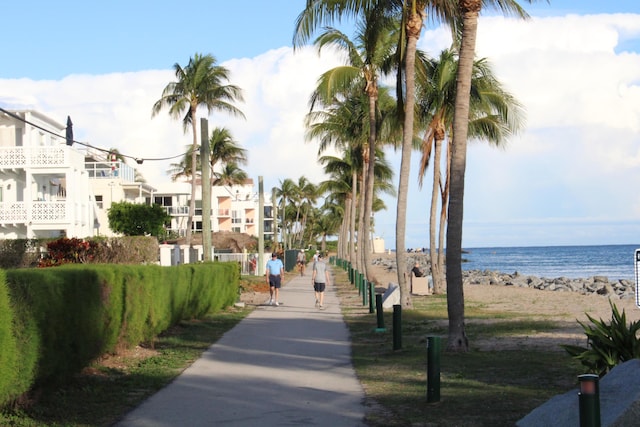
<box><xmin>159</xmin><ymin>244</ymin><xmax>268</xmax><ymax>276</ymax></box>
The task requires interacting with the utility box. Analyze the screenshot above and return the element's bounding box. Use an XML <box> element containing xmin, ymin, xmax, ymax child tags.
<box><xmin>284</xmin><ymin>249</ymin><xmax>298</xmax><ymax>272</ymax></box>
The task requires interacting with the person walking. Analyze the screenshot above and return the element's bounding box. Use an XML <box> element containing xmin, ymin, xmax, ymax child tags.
<box><xmin>296</xmin><ymin>250</ymin><xmax>306</xmax><ymax>276</ymax></box>
<box><xmin>312</xmin><ymin>253</ymin><xmax>330</xmax><ymax>309</ymax></box>
<box><xmin>265</xmin><ymin>252</ymin><xmax>284</xmax><ymax>306</ymax></box>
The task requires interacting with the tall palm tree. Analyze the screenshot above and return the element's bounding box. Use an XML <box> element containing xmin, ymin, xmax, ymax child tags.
<box><xmin>275</xmin><ymin>178</ymin><xmax>298</xmax><ymax>251</ymax></box>
<box><xmin>311</xmin><ymin>6</ymin><xmax>398</xmax><ymax>280</ymax></box>
<box><xmin>208</xmin><ymin>127</ymin><xmax>248</xmax><ymax>181</ymax></box>
<box><xmin>394</xmin><ymin>0</ymin><xmax>457</xmax><ymax>309</ymax></box>
<box><xmin>417</xmin><ymin>48</ymin><xmax>525</xmax><ymax>296</ymax></box>
<box><xmin>152</xmin><ymin>53</ymin><xmax>244</xmax><ymax>246</ymax></box>
<box><xmin>446</xmin><ymin>0</ymin><xmax>538</xmax><ymax>352</ymax></box>
<box><xmin>212</xmin><ymin>163</ymin><xmax>248</xmax><ymax>186</ymax></box>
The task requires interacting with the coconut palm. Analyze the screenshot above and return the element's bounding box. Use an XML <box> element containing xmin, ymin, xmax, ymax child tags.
<box><xmin>208</xmin><ymin>127</ymin><xmax>248</xmax><ymax>180</ymax></box>
<box><xmin>417</xmin><ymin>48</ymin><xmax>525</xmax><ymax>297</ymax></box>
<box><xmin>152</xmin><ymin>53</ymin><xmax>244</xmax><ymax>246</ymax></box>
<box><xmin>446</xmin><ymin>0</ymin><xmax>538</xmax><ymax>352</ymax></box>
<box><xmin>310</xmin><ymin>6</ymin><xmax>399</xmax><ymax>280</ymax></box>
<box><xmin>212</xmin><ymin>163</ymin><xmax>248</xmax><ymax>186</ymax></box>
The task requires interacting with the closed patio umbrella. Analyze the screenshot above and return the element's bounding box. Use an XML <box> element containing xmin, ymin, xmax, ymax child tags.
<box><xmin>65</xmin><ymin>116</ymin><xmax>73</xmax><ymax>146</ymax></box>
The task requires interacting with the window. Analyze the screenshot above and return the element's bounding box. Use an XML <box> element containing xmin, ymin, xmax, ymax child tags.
<box><xmin>95</xmin><ymin>195</ymin><xmax>103</xmax><ymax>209</ymax></box>
<box><xmin>232</xmin><ymin>210</ymin><xmax>242</xmax><ymax>224</ymax></box>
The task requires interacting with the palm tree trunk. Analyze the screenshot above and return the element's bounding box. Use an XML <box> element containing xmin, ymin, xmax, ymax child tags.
<box><xmin>362</xmin><ymin>85</ymin><xmax>378</xmax><ymax>281</ymax></box>
<box><xmin>436</xmin><ymin>137</ymin><xmax>450</xmax><ymax>294</ymax></box>
<box><xmin>357</xmin><ymin>167</ymin><xmax>366</xmax><ymax>273</ymax></box>
<box><xmin>396</xmin><ymin>10</ymin><xmax>422</xmax><ymax>310</ymax></box>
<box><xmin>430</xmin><ymin>127</ymin><xmax>444</xmax><ymax>294</ymax></box>
<box><xmin>446</xmin><ymin>3</ymin><xmax>480</xmax><ymax>352</ymax></box>
<box><xmin>349</xmin><ymin>173</ymin><xmax>357</xmax><ymax>265</ymax></box>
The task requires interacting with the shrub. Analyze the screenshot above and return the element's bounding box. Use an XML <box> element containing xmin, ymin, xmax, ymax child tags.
<box><xmin>562</xmin><ymin>300</ymin><xmax>640</xmax><ymax>377</ymax></box>
<box><xmin>39</xmin><ymin>238</ymin><xmax>98</xmax><ymax>267</ymax></box>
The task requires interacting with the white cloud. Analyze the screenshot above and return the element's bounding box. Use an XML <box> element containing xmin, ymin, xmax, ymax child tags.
<box><xmin>1</xmin><ymin>13</ymin><xmax>639</xmax><ymax>249</ymax></box>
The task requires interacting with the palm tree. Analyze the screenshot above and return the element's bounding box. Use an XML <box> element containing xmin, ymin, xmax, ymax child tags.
<box><xmin>212</xmin><ymin>163</ymin><xmax>248</xmax><ymax>186</ymax></box>
<box><xmin>446</xmin><ymin>0</ymin><xmax>538</xmax><ymax>352</ymax></box>
<box><xmin>417</xmin><ymin>48</ymin><xmax>525</xmax><ymax>296</ymax></box>
<box><xmin>275</xmin><ymin>178</ymin><xmax>298</xmax><ymax>251</ymax></box>
<box><xmin>310</xmin><ymin>6</ymin><xmax>399</xmax><ymax>280</ymax></box>
<box><xmin>152</xmin><ymin>53</ymin><xmax>244</xmax><ymax>246</ymax></box>
<box><xmin>208</xmin><ymin>127</ymin><xmax>248</xmax><ymax>181</ymax></box>
<box><xmin>393</xmin><ymin>0</ymin><xmax>457</xmax><ymax>310</ymax></box>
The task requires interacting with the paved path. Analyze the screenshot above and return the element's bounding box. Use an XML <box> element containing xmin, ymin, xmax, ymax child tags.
<box><xmin>114</xmin><ymin>264</ymin><xmax>366</xmax><ymax>426</ymax></box>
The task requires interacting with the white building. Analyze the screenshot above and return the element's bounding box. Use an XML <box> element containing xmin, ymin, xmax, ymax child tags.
<box><xmin>152</xmin><ymin>180</ymin><xmax>274</xmax><ymax>240</ymax></box>
<box><xmin>0</xmin><ymin>110</ymin><xmax>97</xmax><ymax>239</ymax></box>
<box><xmin>0</xmin><ymin>109</ymin><xmax>273</xmax><ymax>241</ymax></box>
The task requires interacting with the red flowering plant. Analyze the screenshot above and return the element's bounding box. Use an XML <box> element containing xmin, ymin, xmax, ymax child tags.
<box><xmin>38</xmin><ymin>237</ymin><xmax>97</xmax><ymax>267</ymax></box>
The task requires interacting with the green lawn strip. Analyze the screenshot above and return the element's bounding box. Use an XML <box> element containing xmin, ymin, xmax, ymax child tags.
<box><xmin>335</xmin><ymin>274</ymin><xmax>583</xmax><ymax>427</ymax></box>
<box><xmin>0</xmin><ymin>307</ymin><xmax>252</xmax><ymax>427</ymax></box>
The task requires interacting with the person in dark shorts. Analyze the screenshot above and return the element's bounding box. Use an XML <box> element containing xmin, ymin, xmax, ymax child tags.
<box><xmin>265</xmin><ymin>252</ymin><xmax>284</xmax><ymax>306</ymax></box>
<box><xmin>312</xmin><ymin>253</ymin><xmax>330</xmax><ymax>309</ymax></box>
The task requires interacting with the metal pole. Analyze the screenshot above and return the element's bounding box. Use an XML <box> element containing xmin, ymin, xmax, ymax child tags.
<box><xmin>375</xmin><ymin>294</ymin><xmax>385</xmax><ymax>332</ymax></box>
<box><xmin>579</xmin><ymin>374</ymin><xmax>601</xmax><ymax>427</ymax></box>
<box><xmin>427</xmin><ymin>336</ymin><xmax>441</xmax><ymax>403</ymax></box>
<box><xmin>368</xmin><ymin>282</ymin><xmax>375</xmax><ymax>313</ymax></box>
<box><xmin>362</xmin><ymin>276</ymin><xmax>367</xmax><ymax>306</ymax></box>
<box><xmin>393</xmin><ymin>304</ymin><xmax>402</xmax><ymax>350</ymax></box>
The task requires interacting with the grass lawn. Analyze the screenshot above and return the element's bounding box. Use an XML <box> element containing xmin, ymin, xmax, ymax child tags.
<box><xmin>332</xmin><ymin>268</ymin><xmax>584</xmax><ymax>427</ymax></box>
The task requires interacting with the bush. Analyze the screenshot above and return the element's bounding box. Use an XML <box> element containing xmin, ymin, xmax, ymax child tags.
<box><xmin>561</xmin><ymin>300</ymin><xmax>640</xmax><ymax>377</ymax></box>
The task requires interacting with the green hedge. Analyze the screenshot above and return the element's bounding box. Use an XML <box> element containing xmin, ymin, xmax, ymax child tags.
<box><xmin>0</xmin><ymin>262</ymin><xmax>238</xmax><ymax>406</ymax></box>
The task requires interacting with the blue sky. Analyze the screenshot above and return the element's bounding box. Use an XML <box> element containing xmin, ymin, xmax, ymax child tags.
<box><xmin>1</xmin><ymin>1</ymin><xmax>640</xmax><ymax>249</ymax></box>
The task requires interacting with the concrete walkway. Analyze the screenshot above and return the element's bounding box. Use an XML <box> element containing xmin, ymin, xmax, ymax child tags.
<box><xmin>114</xmin><ymin>264</ymin><xmax>366</xmax><ymax>426</ymax></box>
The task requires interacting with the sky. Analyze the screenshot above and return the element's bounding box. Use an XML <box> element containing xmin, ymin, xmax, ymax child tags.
<box><xmin>1</xmin><ymin>1</ymin><xmax>639</xmax><ymax>249</ymax></box>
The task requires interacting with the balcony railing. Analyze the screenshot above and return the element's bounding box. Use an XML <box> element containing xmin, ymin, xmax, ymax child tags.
<box><xmin>0</xmin><ymin>201</ymin><xmax>67</xmax><ymax>223</ymax></box>
<box><xmin>164</xmin><ymin>206</ymin><xmax>189</xmax><ymax>216</ymax></box>
<box><xmin>0</xmin><ymin>146</ymin><xmax>83</xmax><ymax>169</ymax></box>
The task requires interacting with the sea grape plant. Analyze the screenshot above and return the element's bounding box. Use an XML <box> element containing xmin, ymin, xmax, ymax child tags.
<box><xmin>562</xmin><ymin>300</ymin><xmax>640</xmax><ymax>377</ymax></box>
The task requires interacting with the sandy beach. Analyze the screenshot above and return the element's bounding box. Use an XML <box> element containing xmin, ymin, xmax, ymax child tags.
<box><xmin>365</xmin><ymin>252</ymin><xmax>640</xmax><ymax>351</ymax></box>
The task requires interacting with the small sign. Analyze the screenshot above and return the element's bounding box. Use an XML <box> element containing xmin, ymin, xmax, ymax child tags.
<box><xmin>635</xmin><ymin>249</ymin><xmax>640</xmax><ymax>308</ymax></box>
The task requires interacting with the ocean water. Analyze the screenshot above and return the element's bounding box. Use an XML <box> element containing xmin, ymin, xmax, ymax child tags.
<box><xmin>461</xmin><ymin>244</ymin><xmax>640</xmax><ymax>280</ymax></box>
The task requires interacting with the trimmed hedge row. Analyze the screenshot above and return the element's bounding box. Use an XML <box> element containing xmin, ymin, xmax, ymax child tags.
<box><xmin>0</xmin><ymin>262</ymin><xmax>238</xmax><ymax>406</ymax></box>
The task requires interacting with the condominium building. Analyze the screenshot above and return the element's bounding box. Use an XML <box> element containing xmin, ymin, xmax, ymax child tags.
<box><xmin>0</xmin><ymin>110</ymin><xmax>97</xmax><ymax>239</ymax></box>
<box><xmin>0</xmin><ymin>109</ymin><xmax>273</xmax><ymax>241</ymax></box>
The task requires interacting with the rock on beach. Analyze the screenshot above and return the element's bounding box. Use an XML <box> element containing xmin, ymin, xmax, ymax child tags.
<box><xmin>371</xmin><ymin>254</ymin><xmax>636</xmax><ymax>300</ymax></box>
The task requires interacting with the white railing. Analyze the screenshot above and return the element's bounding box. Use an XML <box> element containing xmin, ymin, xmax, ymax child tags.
<box><xmin>0</xmin><ymin>201</ymin><xmax>67</xmax><ymax>223</ymax></box>
<box><xmin>0</xmin><ymin>146</ymin><xmax>80</xmax><ymax>169</ymax></box>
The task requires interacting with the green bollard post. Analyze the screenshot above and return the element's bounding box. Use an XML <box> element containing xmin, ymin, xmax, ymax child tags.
<box><xmin>375</xmin><ymin>294</ymin><xmax>385</xmax><ymax>332</ymax></box>
<box><xmin>578</xmin><ymin>374</ymin><xmax>601</xmax><ymax>427</ymax></box>
<box><xmin>427</xmin><ymin>336</ymin><xmax>441</xmax><ymax>403</ymax></box>
<box><xmin>362</xmin><ymin>277</ymin><xmax>367</xmax><ymax>306</ymax></box>
<box><xmin>357</xmin><ymin>272</ymin><xmax>362</xmax><ymax>294</ymax></box>
<box><xmin>393</xmin><ymin>304</ymin><xmax>402</xmax><ymax>350</ymax></box>
<box><xmin>368</xmin><ymin>282</ymin><xmax>375</xmax><ymax>313</ymax></box>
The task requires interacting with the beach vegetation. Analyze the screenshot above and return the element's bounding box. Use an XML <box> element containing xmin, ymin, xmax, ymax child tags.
<box><xmin>561</xmin><ymin>300</ymin><xmax>640</xmax><ymax>377</ymax></box>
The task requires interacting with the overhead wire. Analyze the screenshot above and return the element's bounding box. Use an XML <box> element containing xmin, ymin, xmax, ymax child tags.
<box><xmin>0</xmin><ymin>107</ymin><xmax>188</xmax><ymax>164</ymax></box>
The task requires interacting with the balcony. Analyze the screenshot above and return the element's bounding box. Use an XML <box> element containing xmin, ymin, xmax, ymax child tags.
<box><xmin>86</xmin><ymin>161</ymin><xmax>136</xmax><ymax>182</ymax></box>
<box><xmin>165</xmin><ymin>206</ymin><xmax>189</xmax><ymax>216</ymax></box>
<box><xmin>0</xmin><ymin>201</ymin><xmax>67</xmax><ymax>224</ymax></box>
<box><xmin>0</xmin><ymin>146</ymin><xmax>83</xmax><ymax>169</ymax></box>
<box><xmin>217</xmin><ymin>209</ymin><xmax>230</xmax><ymax>217</ymax></box>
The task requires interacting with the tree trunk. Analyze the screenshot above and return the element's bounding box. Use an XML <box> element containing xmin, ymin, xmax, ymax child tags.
<box><xmin>430</xmin><ymin>124</ymin><xmax>445</xmax><ymax>294</ymax></box>
<box><xmin>396</xmin><ymin>10</ymin><xmax>422</xmax><ymax>309</ymax></box>
<box><xmin>437</xmin><ymin>137</ymin><xmax>450</xmax><ymax>293</ymax></box>
<box><xmin>349</xmin><ymin>173</ymin><xmax>357</xmax><ymax>266</ymax></box>
<box><xmin>362</xmin><ymin>83</ymin><xmax>378</xmax><ymax>281</ymax></box>
<box><xmin>446</xmin><ymin>4</ymin><xmax>480</xmax><ymax>352</ymax></box>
